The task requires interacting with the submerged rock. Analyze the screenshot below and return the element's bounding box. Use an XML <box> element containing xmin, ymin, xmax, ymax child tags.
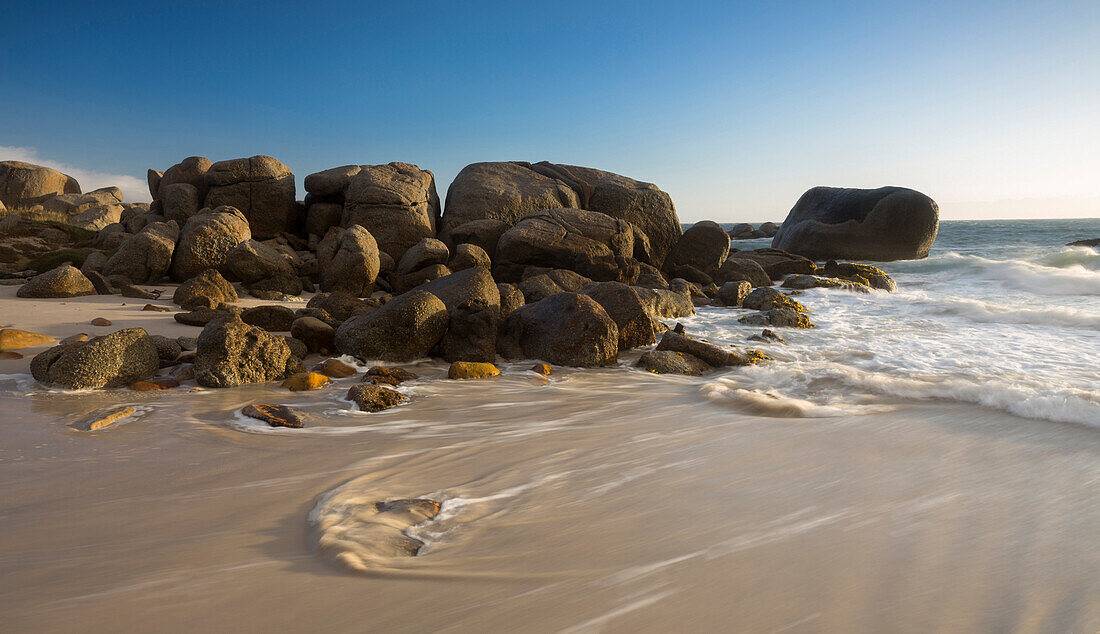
<box><xmin>738</xmin><ymin>308</ymin><xmax>816</xmax><ymax>328</ymax></box>
<box><xmin>742</xmin><ymin>287</ymin><xmax>808</xmax><ymax>313</ymax></box>
<box><xmin>73</xmin><ymin>406</ymin><xmax>137</xmax><ymax>431</ymax></box>
<box><xmin>281</xmin><ymin>371</ymin><xmax>331</xmax><ymax>391</ymax></box>
<box><xmin>362</xmin><ymin>366</ymin><xmax>418</xmax><ymax>386</ymax></box>
<box><xmin>654</xmin><ymin>331</ymin><xmax>764</xmax><ymax>367</ymax></box>
<box><xmin>242</xmin><ymin>403</ymin><xmax>305</xmax><ymax>428</ymax></box>
<box><xmin>346</xmin><ymin>384</ymin><xmax>405</xmax><ymax>412</ymax></box>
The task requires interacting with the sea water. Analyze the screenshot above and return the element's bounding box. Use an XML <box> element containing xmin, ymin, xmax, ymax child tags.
<box><xmin>702</xmin><ymin>219</ymin><xmax>1100</xmax><ymax>427</ymax></box>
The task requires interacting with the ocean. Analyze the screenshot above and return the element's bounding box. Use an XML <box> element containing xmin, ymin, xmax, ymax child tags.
<box><xmin>1</xmin><ymin>219</ymin><xmax>1097</xmax><ymax>631</ymax></box>
<box><xmin>707</xmin><ymin>219</ymin><xmax>1100</xmax><ymax>427</ymax></box>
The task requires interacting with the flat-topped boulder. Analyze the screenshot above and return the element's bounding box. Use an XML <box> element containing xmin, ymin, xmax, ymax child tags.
<box><xmin>772</xmin><ymin>186</ymin><xmax>939</xmax><ymax>261</ymax></box>
<box><xmin>340</xmin><ymin>163</ymin><xmax>440</xmax><ymax>263</ymax></box>
<box><xmin>203</xmin><ymin>155</ymin><xmax>297</xmax><ymax>239</ymax></box>
<box><xmin>0</xmin><ymin>161</ymin><xmax>81</xmax><ymax>207</ymax></box>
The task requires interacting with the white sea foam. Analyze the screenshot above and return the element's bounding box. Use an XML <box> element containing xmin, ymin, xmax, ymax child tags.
<box><xmin>911</xmin><ymin>293</ymin><xmax>1100</xmax><ymax>329</ymax></box>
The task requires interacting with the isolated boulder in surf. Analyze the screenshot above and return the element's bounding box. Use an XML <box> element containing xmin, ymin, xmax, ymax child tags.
<box><xmin>30</xmin><ymin>327</ymin><xmax>158</xmax><ymax>389</ymax></box>
<box><xmin>496</xmin><ymin>292</ymin><xmax>618</xmax><ymax>367</ymax></box>
<box><xmin>203</xmin><ymin>155</ymin><xmax>297</xmax><ymax>239</ymax></box>
<box><xmin>772</xmin><ymin>186</ymin><xmax>939</xmax><ymax>261</ymax></box>
<box><xmin>493</xmin><ymin>208</ymin><xmax>635</xmax><ymax>283</ymax></box>
<box><xmin>441</xmin><ymin>161</ymin><xmax>681</xmax><ymax>267</ymax></box>
<box><xmin>0</xmin><ymin>160</ymin><xmax>81</xmax><ymax>207</ymax></box>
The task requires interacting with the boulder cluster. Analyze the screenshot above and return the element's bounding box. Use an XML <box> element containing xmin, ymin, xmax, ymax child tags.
<box><xmin>3</xmin><ymin>156</ymin><xmax>911</xmax><ymax>404</ymax></box>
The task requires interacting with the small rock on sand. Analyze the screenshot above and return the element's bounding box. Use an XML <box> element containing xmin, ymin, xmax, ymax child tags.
<box><xmin>142</xmin><ymin>304</ymin><xmax>171</xmax><ymax>312</ymax></box>
<box><xmin>91</xmin><ymin>318</ymin><xmax>112</xmax><ymax>326</ymax></box>
<box><xmin>530</xmin><ymin>362</ymin><xmax>552</xmax><ymax>376</ymax></box>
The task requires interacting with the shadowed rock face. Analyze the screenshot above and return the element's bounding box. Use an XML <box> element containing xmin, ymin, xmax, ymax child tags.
<box><xmin>493</xmin><ymin>208</ymin><xmax>635</xmax><ymax>283</ymax></box>
<box><xmin>441</xmin><ymin>161</ymin><xmax>680</xmax><ymax>267</ymax></box>
<box><xmin>169</xmin><ymin>206</ymin><xmax>252</xmax><ymax>282</ymax></box>
<box><xmin>772</xmin><ymin>186</ymin><xmax>939</xmax><ymax>261</ymax></box>
<box><xmin>496</xmin><ymin>292</ymin><xmax>619</xmax><ymax>367</ymax></box>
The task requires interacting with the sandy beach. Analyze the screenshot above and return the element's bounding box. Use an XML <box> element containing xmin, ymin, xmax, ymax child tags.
<box><xmin>1</xmin><ymin>288</ymin><xmax>1098</xmax><ymax>632</ymax></box>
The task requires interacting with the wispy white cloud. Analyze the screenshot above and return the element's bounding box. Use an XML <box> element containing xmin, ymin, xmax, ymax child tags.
<box><xmin>0</xmin><ymin>146</ymin><xmax>150</xmax><ymax>203</ymax></box>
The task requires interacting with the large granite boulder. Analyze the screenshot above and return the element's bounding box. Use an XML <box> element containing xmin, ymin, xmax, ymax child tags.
<box><xmin>713</xmin><ymin>256</ymin><xmax>771</xmax><ymax>287</ymax></box>
<box><xmin>441</xmin><ymin>162</ymin><xmax>578</xmax><ymax>240</ymax></box>
<box><xmin>496</xmin><ymin>292</ymin><xmax>618</xmax><ymax>367</ymax></box>
<box><xmin>0</xmin><ymin>161</ymin><xmax>81</xmax><ymax>207</ymax></box>
<box><xmin>102</xmin><ymin>221</ymin><xmax>179</xmax><ymax>283</ymax></box>
<box><xmin>203</xmin><ymin>155</ymin><xmax>296</xmax><ymax>239</ymax></box>
<box><xmin>772</xmin><ymin>186</ymin><xmax>939</xmax><ymax>261</ymax></box>
<box><xmin>17</xmin><ymin>264</ymin><xmax>96</xmax><ymax>298</ymax></box>
<box><xmin>664</xmin><ymin>220</ymin><xmax>729</xmax><ymax>273</ymax></box>
<box><xmin>316</xmin><ymin>224</ymin><xmax>380</xmax><ymax>297</ymax></box>
<box><xmin>194</xmin><ymin>314</ymin><xmax>298</xmax><ymax>387</ymax></box>
<box><xmin>494</xmin><ymin>207</ymin><xmax>634</xmax><ymax>282</ymax></box>
<box><xmin>169</xmin><ymin>206</ymin><xmax>251</xmax><ymax>281</ymax></box>
<box><xmin>339</xmin><ymin>163</ymin><xmax>440</xmax><ymax>262</ymax></box>
<box><xmin>30</xmin><ymin>328</ymin><xmax>158</xmax><ymax>389</ymax></box>
<box><xmin>419</xmin><ymin>267</ymin><xmax>502</xmax><ymax>363</ymax></box>
<box><xmin>441</xmin><ymin>161</ymin><xmax>680</xmax><ymax>267</ymax></box>
<box><xmin>417</xmin><ymin>266</ymin><xmax>500</xmax><ymax>311</ymax></box>
<box><xmin>446</xmin><ymin>219</ymin><xmax>510</xmax><ymax>259</ymax></box>
<box><xmin>335</xmin><ymin>289</ymin><xmax>449</xmax><ymax>362</ymax></box>
<box><xmin>42</xmin><ymin>187</ymin><xmax>123</xmax><ymax>216</ymax></box>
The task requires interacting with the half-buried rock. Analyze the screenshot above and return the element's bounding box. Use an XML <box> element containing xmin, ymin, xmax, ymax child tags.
<box><xmin>313</xmin><ymin>495</ymin><xmax>442</xmax><ymax>572</ymax></box>
<box><xmin>73</xmin><ymin>406</ymin><xmax>137</xmax><ymax>431</ymax></box>
<box><xmin>30</xmin><ymin>328</ymin><xmax>159</xmax><ymax>389</ymax></box>
<box><xmin>242</xmin><ymin>403</ymin><xmax>305</xmax><ymax>428</ymax></box>
<box><xmin>346</xmin><ymin>384</ymin><xmax>405</xmax><ymax>412</ymax></box>
<box><xmin>637</xmin><ymin>350</ymin><xmax>713</xmax><ymax>375</ymax></box>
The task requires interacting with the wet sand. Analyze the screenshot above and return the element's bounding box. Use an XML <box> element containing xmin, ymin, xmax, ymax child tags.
<box><xmin>1</xmin><ymin>291</ymin><xmax>1098</xmax><ymax>632</ymax></box>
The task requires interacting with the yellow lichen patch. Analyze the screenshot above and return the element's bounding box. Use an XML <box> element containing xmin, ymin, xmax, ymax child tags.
<box><xmin>775</xmin><ymin>294</ymin><xmax>810</xmax><ymax>314</ymax></box>
<box><xmin>281</xmin><ymin>372</ymin><xmax>332</xmax><ymax>391</ymax></box>
<box><xmin>448</xmin><ymin>361</ymin><xmax>501</xmax><ymax>380</ymax></box>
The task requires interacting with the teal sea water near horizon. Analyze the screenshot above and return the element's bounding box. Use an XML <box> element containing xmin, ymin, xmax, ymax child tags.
<box><xmin>696</xmin><ymin>218</ymin><xmax>1100</xmax><ymax>427</ymax></box>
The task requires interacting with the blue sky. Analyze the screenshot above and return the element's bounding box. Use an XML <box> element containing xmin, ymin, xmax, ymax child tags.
<box><xmin>2</xmin><ymin>0</ymin><xmax>1098</xmax><ymax>221</ymax></box>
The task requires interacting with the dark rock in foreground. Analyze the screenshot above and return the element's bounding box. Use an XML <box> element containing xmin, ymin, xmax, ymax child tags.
<box><xmin>497</xmin><ymin>292</ymin><xmax>618</xmax><ymax>367</ymax></box>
